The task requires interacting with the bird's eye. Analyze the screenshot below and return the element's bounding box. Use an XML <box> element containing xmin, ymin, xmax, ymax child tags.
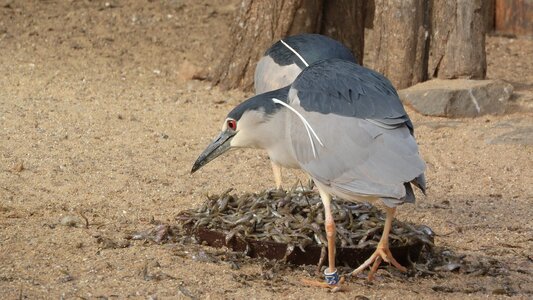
<box><xmin>227</xmin><ymin>119</ymin><xmax>237</xmax><ymax>131</ymax></box>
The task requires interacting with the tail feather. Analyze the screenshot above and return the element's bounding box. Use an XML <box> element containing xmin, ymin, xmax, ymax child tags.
<box><xmin>411</xmin><ymin>173</ymin><xmax>426</xmax><ymax>195</ymax></box>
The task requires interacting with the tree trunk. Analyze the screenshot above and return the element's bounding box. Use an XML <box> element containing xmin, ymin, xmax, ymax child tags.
<box><xmin>212</xmin><ymin>0</ymin><xmax>323</xmax><ymax>91</ymax></box>
<box><xmin>320</xmin><ymin>0</ymin><xmax>366</xmax><ymax>65</ymax></box>
<box><xmin>428</xmin><ymin>0</ymin><xmax>486</xmax><ymax>79</ymax></box>
<box><xmin>215</xmin><ymin>0</ymin><xmax>488</xmax><ymax>91</ymax></box>
<box><xmin>483</xmin><ymin>0</ymin><xmax>495</xmax><ymax>33</ymax></box>
<box><xmin>495</xmin><ymin>0</ymin><xmax>533</xmax><ymax>36</ymax></box>
<box><xmin>367</xmin><ymin>0</ymin><xmax>429</xmax><ymax>89</ymax></box>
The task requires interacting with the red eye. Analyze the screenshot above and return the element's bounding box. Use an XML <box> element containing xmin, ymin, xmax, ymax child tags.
<box><xmin>227</xmin><ymin>119</ymin><xmax>237</xmax><ymax>131</ymax></box>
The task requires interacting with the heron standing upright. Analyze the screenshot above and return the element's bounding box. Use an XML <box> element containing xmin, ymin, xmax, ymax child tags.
<box><xmin>254</xmin><ymin>34</ymin><xmax>357</xmax><ymax>189</ymax></box>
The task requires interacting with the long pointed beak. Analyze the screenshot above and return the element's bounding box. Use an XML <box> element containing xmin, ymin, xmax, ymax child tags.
<box><xmin>191</xmin><ymin>130</ymin><xmax>236</xmax><ymax>174</ymax></box>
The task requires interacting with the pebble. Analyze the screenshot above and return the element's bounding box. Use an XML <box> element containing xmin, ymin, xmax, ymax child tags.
<box><xmin>59</xmin><ymin>215</ymin><xmax>85</xmax><ymax>228</ymax></box>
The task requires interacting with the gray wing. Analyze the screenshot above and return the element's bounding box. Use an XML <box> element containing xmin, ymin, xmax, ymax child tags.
<box><xmin>287</xmin><ymin>107</ymin><xmax>425</xmax><ymax>200</ymax></box>
<box><xmin>286</xmin><ymin>61</ymin><xmax>425</xmax><ymax>201</ymax></box>
<box><xmin>292</xmin><ymin>58</ymin><xmax>412</xmax><ymax>130</ymax></box>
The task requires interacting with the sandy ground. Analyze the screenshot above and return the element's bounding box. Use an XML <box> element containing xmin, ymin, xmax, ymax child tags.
<box><xmin>1</xmin><ymin>1</ymin><xmax>532</xmax><ymax>299</ymax></box>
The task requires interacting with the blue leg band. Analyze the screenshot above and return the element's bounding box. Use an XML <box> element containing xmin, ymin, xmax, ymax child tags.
<box><xmin>324</xmin><ymin>268</ymin><xmax>339</xmax><ymax>285</ymax></box>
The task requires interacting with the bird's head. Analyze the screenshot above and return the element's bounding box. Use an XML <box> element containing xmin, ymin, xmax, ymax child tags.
<box><xmin>190</xmin><ymin>87</ymin><xmax>289</xmax><ymax>174</ymax></box>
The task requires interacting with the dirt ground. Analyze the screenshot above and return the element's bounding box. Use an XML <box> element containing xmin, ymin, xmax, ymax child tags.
<box><xmin>1</xmin><ymin>1</ymin><xmax>532</xmax><ymax>299</ymax></box>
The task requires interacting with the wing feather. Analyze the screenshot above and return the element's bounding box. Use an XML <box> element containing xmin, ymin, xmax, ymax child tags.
<box><xmin>292</xmin><ymin>59</ymin><xmax>410</xmax><ymax>128</ymax></box>
<box><xmin>286</xmin><ymin>60</ymin><xmax>425</xmax><ymax>201</ymax></box>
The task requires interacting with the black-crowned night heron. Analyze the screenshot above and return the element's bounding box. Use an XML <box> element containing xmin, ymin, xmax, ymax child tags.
<box><xmin>191</xmin><ymin>58</ymin><xmax>426</xmax><ymax>287</ymax></box>
<box><xmin>255</xmin><ymin>34</ymin><xmax>357</xmax><ymax>189</ymax></box>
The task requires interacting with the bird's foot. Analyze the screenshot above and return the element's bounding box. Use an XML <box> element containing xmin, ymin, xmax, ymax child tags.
<box><xmin>351</xmin><ymin>246</ymin><xmax>407</xmax><ymax>281</ymax></box>
<box><xmin>300</xmin><ymin>276</ymin><xmax>346</xmax><ymax>291</ymax></box>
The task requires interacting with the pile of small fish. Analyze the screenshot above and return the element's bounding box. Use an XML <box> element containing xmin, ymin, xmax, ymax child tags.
<box><xmin>176</xmin><ymin>188</ymin><xmax>434</xmax><ymax>252</ymax></box>
<box><xmin>130</xmin><ymin>190</ymin><xmax>503</xmax><ymax>280</ymax></box>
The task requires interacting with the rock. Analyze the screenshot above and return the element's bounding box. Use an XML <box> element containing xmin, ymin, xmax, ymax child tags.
<box><xmin>60</xmin><ymin>215</ymin><xmax>85</xmax><ymax>228</ymax></box>
<box><xmin>399</xmin><ymin>79</ymin><xmax>513</xmax><ymax>117</ymax></box>
<box><xmin>12</xmin><ymin>161</ymin><xmax>24</xmax><ymax>172</ymax></box>
<box><xmin>96</xmin><ymin>236</ymin><xmax>130</xmax><ymax>249</ymax></box>
<box><xmin>492</xmin><ymin>288</ymin><xmax>507</xmax><ymax>295</ymax></box>
<box><xmin>176</xmin><ymin>61</ymin><xmax>206</xmax><ymax>82</ymax></box>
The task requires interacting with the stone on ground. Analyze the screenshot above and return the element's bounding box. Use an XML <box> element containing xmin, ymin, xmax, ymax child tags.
<box><xmin>398</xmin><ymin>79</ymin><xmax>513</xmax><ymax>118</ymax></box>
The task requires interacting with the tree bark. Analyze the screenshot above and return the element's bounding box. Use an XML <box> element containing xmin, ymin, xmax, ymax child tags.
<box><xmin>212</xmin><ymin>0</ymin><xmax>323</xmax><ymax>91</ymax></box>
<box><xmin>320</xmin><ymin>0</ymin><xmax>365</xmax><ymax>65</ymax></box>
<box><xmin>428</xmin><ymin>0</ymin><xmax>486</xmax><ymax>79</ymax></box>
<box><xmin>215</xmin><ymin>0</ymin><xmax>489</xmax><ymax>91</ymax></box>
<box><xmin>367</xmin><ymin>0</ymin><xmax>429</xmax><ymax>89</ymax></box>
<box><xmin>483</xmin><ymin>0</ymin><xmax>495</xmax><ymax>33</ymax></box>
<box><xmin>495</xmin><ymin>0</ymin><xmax>533</xmax><ymax>36</ymax></box>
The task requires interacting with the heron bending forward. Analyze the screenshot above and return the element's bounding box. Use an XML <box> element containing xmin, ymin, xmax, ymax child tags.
<box><xmin>191</xmin><ymin>58</ymin><xmax>426</xmax><ymax>286</ymax></box>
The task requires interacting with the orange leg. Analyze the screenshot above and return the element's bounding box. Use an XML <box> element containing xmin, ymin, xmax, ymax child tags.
<box><xmin>271</xmin><ymin>161</ymin><xmax>283</xmax><ymax>190</ymax></box>
<box><xmin>301</xmin><ymin>186</ymin><xmax>343</xmax><ymax>289</ymax></box>
<box><xmin>351</xmin><ymin>206</ymin><xmax>407</xmax><ymax>280</ymax></box>
<box><xmin>320</xmin><ymin>189</ymin><xmax>336</xmax><ymax>276</ymax></box>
